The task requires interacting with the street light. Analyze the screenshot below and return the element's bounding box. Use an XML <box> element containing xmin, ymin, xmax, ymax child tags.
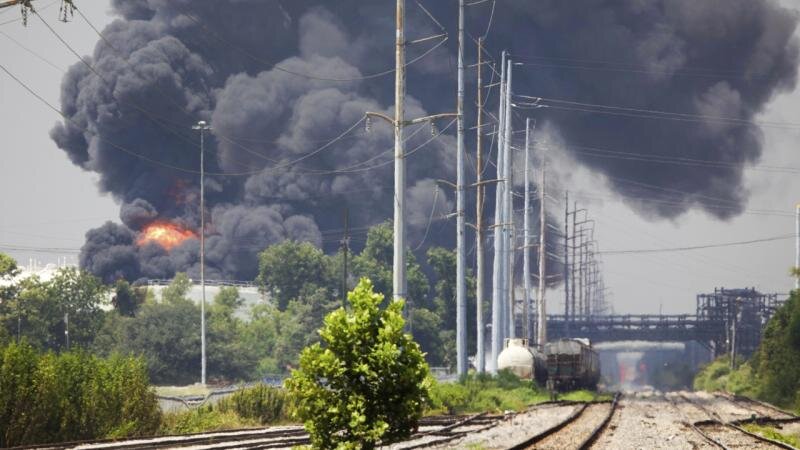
<box><xmin>192</xmin><ymin>120</ymin><xmax>211</xmax><ymax>386</ymax></box>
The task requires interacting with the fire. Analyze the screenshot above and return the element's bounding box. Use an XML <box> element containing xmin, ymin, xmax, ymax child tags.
<box><xmin>137</xmin><ymin>221</ymin><xmax>197</xmax><ymax>250</ymax></box>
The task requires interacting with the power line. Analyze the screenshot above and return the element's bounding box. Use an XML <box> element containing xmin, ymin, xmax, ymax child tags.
<box><xmin>600</xmin><ymin>234</ymin><xmax>794</xmax><ymax>255</ymax></box>
<box><xmin>529</xmin><ymin>142</ymin><xmax>800</xmax><ymax>175</ymax></box>
<box><xmin>182</xmin><ymin>11</ymin><xmax>448</xmax><ymax>83</ymax></box>
<box><xmin>0</xmin><ymin>29</ymin><xmax>63</xmax><ymax>72</ymax></box>
<box><xmin>515</xmin><ymin>94</ymin><xmax>800</xmax><ymax>130</ymax></box>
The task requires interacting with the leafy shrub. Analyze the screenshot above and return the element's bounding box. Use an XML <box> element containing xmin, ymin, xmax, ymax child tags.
<box><xmin>427</xmin><ymin>370</ymin><xmax>547</xmax><ymax>415</ymax></box>
<box><xmin>286</xmin><ymin>279</ymin><xmax>431</xmax><ymax>449</ymax></box>
<box><xmin>216</xmin><ymin>384</ymin><xmax>293</xmax><ymax>424</ymax></box>
<box><xmin>160</xmin><ymin>406</ymin><xmax>258</xmax><ymax>435</ymax></box>
<box><xmin>0</xmin><ymin>342</ymin><xmax>161</xmax><ymax>447</ymax></box>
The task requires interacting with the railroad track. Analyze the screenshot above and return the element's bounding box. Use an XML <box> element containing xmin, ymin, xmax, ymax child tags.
<box><xmin>506</xmin><ymin>394</ymin><xmax>620</xmax><ymax>450</ymax></box>
<box><xmin>678</xmin><ymin>393</ymin><xmax>796</xmax><ymax>449</ymax></box>
<box><xmin>714</xmin><ymin>392</ymin><xmax>799</xmax><ymax>422</ymax></box>
<box><xmin>18</xmin><ymin>414</ymin><xmax>505</xmax><ymax>450</ymax></box>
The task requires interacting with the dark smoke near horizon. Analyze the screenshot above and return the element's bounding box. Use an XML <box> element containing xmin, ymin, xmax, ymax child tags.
<box><xmin>52</xmin><ymin>0</ymin><xmax>798</xmax><ymax>283</ymax></box>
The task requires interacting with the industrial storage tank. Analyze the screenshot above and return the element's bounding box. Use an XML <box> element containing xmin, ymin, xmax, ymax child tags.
<box><xmin>497</xmin><ymin>338</ymin><xmax>547</xmax><ymax>383</ymax></box>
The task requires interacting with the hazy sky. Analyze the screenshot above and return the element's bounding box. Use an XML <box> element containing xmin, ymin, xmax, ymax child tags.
<box><xmin>1</xmin><ymin>0</ymin><xmax>798</xmax><ymax>315</ymax></box>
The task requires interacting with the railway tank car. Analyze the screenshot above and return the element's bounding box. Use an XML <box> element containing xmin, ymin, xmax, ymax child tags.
<box><xmin>544</xmin><ymin>338</ymin><xmax>600</xmax><ymax>390</ymax></box>
<box><xmin>496</xmin><ymin>338</ymin><xmax>548</xmax><ymax>384</ymax></box>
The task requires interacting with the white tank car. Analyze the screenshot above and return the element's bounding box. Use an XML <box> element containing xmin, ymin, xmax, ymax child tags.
<box><xmin>497</xmin><ymin>338</ymin><xmax>547</xmax><ymax>383</ymax></box>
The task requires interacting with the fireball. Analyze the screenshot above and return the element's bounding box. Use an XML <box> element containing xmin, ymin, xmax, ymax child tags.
<box><xmin>137</xmin><ymin>221</ymin><xmax>197</xmax><ymax>250</ymax></box>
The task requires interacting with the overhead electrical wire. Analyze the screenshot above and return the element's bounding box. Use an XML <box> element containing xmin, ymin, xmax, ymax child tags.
<box><xmin>528</xmin><ymin>142</ymin><xmax>800</xmax><ymax>175</ymax></box>
<box><xmin>512</xmin><ymin>59</ymin><xmax>770</xmax><ymax>80</ymax></box>
<box><xmin>600</xmin><ymin>234</ymin><xmax>794</xmax><ymax>255</ymax></box>
<box><xmin>0</xmin><ymin>29</ymin><xmax>64</xmax><ymax>72</ymax></box>
<box><xmin>514</xmin><ymin>94</ymin><xmax>800</xmax><ymax>130</ymax></box>
<box><xmin>181</xmin><ymin>11</ymin><xmax>448</xmax><ymax>83</ymax></box>
<box><xmin>2</xmin><ymin>59</ymin><xmax>456</xmax><ymax>179</ymax></box>
<box><xmin>67</xmin><ymin>6</ymin><xmax>455</xmax><ymax>176</ymax></box>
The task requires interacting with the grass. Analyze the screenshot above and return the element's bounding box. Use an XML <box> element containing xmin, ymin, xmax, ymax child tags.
<box><xmin>426</xmin><ymin>370</ymin><xmax>610</xmax><ymax>415</ymax></box>
<box><xmin>155</xmin><ymin>384</ymin><xmax>213</xmax><ymax>398</ymax></box>
<box><xmin>743</xmin><ymin>424</ymin><xmax>800</xmax><ymax>447</ymax></box>
<box><xmin>160</xmin><ymin>406</ymin><xmax>259</xmax><ymax>434</ymax></box>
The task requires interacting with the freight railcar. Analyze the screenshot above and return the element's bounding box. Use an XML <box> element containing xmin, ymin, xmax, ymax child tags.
<box><xmin>544</xmin><ymin>338</ymin><xmax>600</xmax><ymax>391</ymax></box>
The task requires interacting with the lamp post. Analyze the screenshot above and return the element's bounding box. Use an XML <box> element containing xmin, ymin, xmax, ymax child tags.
<box><xmin>192</xmin><ymin>119</ymin><xmax>211</xmax><ymax>386</ymax></box>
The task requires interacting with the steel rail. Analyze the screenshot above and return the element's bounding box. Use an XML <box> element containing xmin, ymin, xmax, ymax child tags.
<box><xmin>505</xmin><ymin>402</ymin><xmax>590</xmax><ymax>450</ymax></box>
<box><xmin>681</xmin><ymin>393</ymin><xmax>796</xmax><ymax>450</ymax></box>
<box><xmin>576</xmin><ymin>392</ymin><xmax>621</xmax><ymax>449</ymax></box>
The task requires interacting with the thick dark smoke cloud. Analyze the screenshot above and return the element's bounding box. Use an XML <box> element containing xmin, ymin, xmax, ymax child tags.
<box><xmin>52</xmin><ymin>0</ymin><xmax>797</xmax><ymax>283</ymax></box>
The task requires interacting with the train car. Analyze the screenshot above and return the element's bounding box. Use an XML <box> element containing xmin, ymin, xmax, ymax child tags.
<box><xmin>544</xmin><ymin>338</ymin><xmax>600</xmax><ymax>391</ymax></box>
<box><xmin>497</xmin><ymin>338</ymin><xmax>548</xmax><ymax>384</ymax></box>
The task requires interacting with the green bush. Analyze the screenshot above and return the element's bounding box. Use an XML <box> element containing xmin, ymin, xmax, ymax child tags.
<box><xmin>427</xmin><ymin>370</ymin><xmax>548</xmax><ymax>415</ymax></box>
<box><xmin>160</xmin><ymin>406</ymin><xmax>258</xmax><ymax>435</ymax></box>
<box><xmin>694</xmin><ymin>357</ymin><xmax>759</xmax><ymax>399</ymax></box>
<box><xmin>216</xmin><ymin>384</ymin><xmax>293</xmax><ymax>424</ymax></box>
<box><xmin>286</xmin><ymin>279</ymin><xmax>431</xmax><ymax>449</ymax></box>
<box><xmin>0</xmin><ymin>342</ymin><xmax>161</xmax><ymax>447</ymax></box>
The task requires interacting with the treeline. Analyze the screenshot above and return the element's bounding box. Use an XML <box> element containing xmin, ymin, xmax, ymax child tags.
<box><xmin>694</xmin><ymin>289</ymin><xmax>800</xmax><ymax>410</ymax></box>
<box><xmin>0</xmin><ymin>222</ymin><xmax>476</xmax><ymax>385</ymax></box>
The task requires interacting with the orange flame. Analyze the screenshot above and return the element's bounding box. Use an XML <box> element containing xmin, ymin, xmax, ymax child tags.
<box><xmin>137</xmin><ymin>221</ymin><xmax>197</xmax><ymax>250</ymax></box>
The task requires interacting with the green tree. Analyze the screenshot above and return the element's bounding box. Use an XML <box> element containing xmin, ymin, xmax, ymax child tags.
<box><xmin>410</xmin><ymin>308</ymin><xmax>445</xmax><ymax>365</ymax></box>
<box><xmin>207</xmin><ymin>287</ymin><xmax>258</xmax><ymax>381</ymax></box>
<box><xmin>5</xmin><ymin>277</ymin><xmax>61</xmax><ymax>350</ymax></box>
<box><xmin>161</xmin><ymin>272</ymin><xmax>192</xmax><ymax>305</ymax></box>
<box><xmin>286</xmin><ymin>279</ymin><xmax>431</xmax><ymax>449</ymax></box>
<box><xmin>47</xmin><ymin>268</ymin><xmax>108</xmax><ymax>350</ymax></box>
<box><xmin>111</xmin><ymin>280</ymin><xmax>146</xmax><ymax>317</ymax></box>
<box><xmin>0</xmin><ymin>254</ymin><xmax>20</xmax><ymax>345</ymax></box>
<box><xmin>256</xmin><ymin>241</ymin><xmax>336</xmax><ymax>310</ymax></box>
<box><xmin>352</xmin><ymin>223</ymin><xmax>429</xmax><ymax>309</ymax></box>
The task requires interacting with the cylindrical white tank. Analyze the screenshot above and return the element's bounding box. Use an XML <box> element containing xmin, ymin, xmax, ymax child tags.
<box><xmin>497</xmin><ymin>338</ymin><xmax>535</xmax><ymax>379</ymax></box>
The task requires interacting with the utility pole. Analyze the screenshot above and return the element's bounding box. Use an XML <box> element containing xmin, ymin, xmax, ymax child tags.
<box><xmin>537</xmin><ymin>156</ymin><xmax>547</xmax><ymax>345</ymax></box>
<box><xmin>341</xmin><ymin>207</ymin><xmax>350</xmax><ymax>308</ymax></box>
<box><xmin>365</xmin><ymin>0</ymin><xmax>456</xmax><ymax>309</ymax></box>
<box><xmin>455</xmin><ymin>0</ymin><xmax>467</xmax><ymax>377</ymax></box>
<box><xmin>475</xmin><ymin>37</ymin><xmax>486</xmax><ymax>373</ymax></box>
<box><xmin>490</xmin><ymin>51</ymin><xmax>507</xmax><ymax>374</ymax></box>
<box><xmin>564</xmin><ymin>192</ymin><xmax>569</xmax><ymax>322</ymax></box>
<box><xmin>522</xmin><ymin>119</ymin><xmax>532</xmax><ymax>342</ymax></box>
<box><xmin>571</xmin><ymin>202</ymin><xmax>577</xmax><ymax>322</ymax></box>
<box><xmin>393</xmin><ymin>0</ymin><xmax>407</xmax><ymax>304</ymax></box>
<box><xmin>193</xmin><ymin>119</ymin><xmax>211</xmax><ymax>386</ymax></box>
<box><xmin>504</xmin><ymin>58</ymin><xmax>514</xmax><ymax>340</ymax></box>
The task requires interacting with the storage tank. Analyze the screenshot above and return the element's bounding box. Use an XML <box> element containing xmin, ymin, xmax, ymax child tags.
<box><xmin>497</xmin><ymin>338</ymin><xmax>547</xmax><ymax>382</ymax></box>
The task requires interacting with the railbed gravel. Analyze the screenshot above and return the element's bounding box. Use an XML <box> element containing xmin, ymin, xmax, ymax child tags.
<box><xmin>414</xmin><ymin>403</ymin><xmax>581</xmax><ymax>450</ymax></box>
<box><xmin>698</xmin><ymin>422</ymin><xmax>784</xmax><ymax>449</ymax></box>
<box><xmin>594</xmin><ymin>392</ymin><xmax>716</xmax><ymax>450</ymax></box>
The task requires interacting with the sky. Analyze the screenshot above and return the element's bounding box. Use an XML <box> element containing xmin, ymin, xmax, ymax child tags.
<box><xmin>1</xmin><ymin>0</ymin><xmax>799</xmax><ymax>315</ymax></box>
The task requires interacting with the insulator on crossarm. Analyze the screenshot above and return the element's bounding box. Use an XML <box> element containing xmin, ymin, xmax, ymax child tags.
<box><xmin>365</xmin><ymin>116</ymin><xmax>371</xmax><ymax>133</ymax></box>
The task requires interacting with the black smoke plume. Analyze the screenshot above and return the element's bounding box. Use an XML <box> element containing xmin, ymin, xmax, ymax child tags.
<box><xmin>52</xmin><ymin>0</ymin><xmax>798</xmax><ymax>283</ymax></box>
